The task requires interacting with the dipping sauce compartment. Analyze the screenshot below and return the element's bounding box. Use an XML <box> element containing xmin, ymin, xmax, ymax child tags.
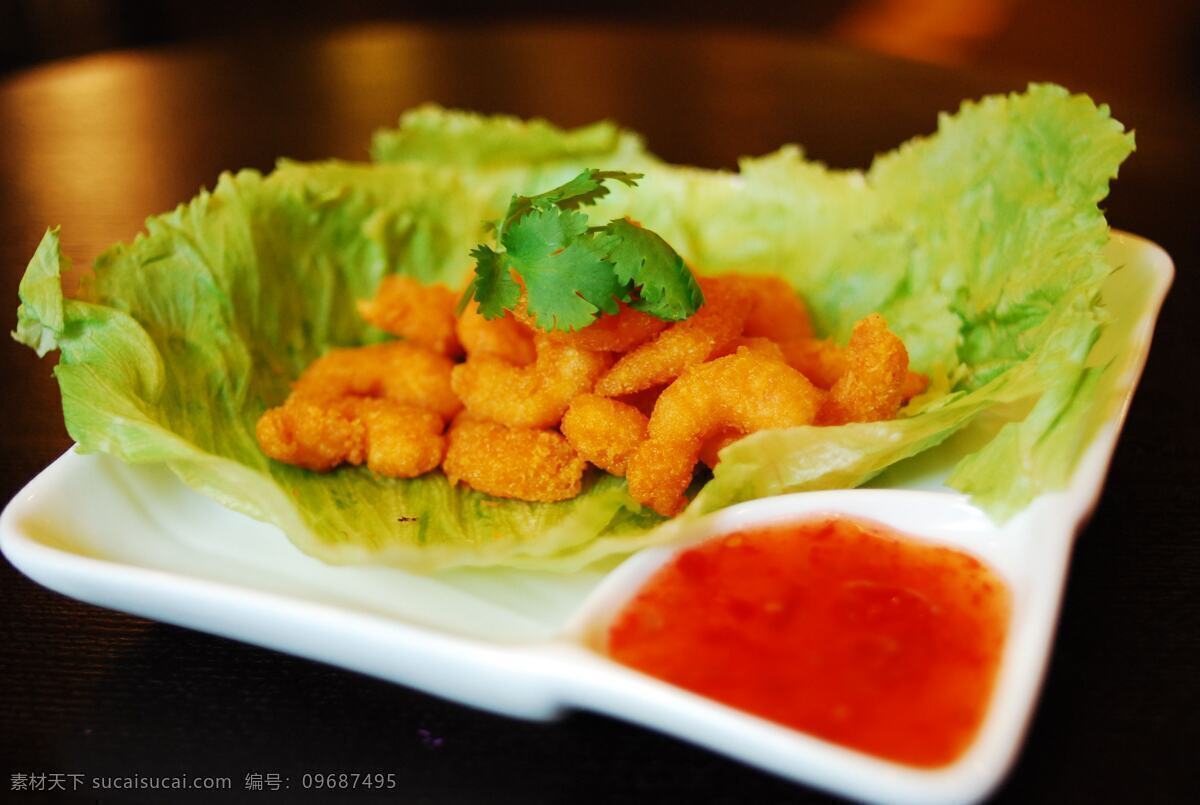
<box><xmin>605</xmin><ymin>516</ymin><xmax>1010</xmax><ymax>767</ymax></box>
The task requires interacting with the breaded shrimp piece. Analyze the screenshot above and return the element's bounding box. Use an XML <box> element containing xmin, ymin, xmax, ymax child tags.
<box><xmin>617</xmin><ymin>385</ymin><xmax>667</xmax><ymax>418</ymax></box>
<box><xmin>560</xmin><ymin>394</ymin><xmax>648</xmax><ymax>476</ymax></box>
<box><xmin>456</xmin><ymin>301</ymin><xmax>536</xmax><ymax>366</ymax></box>
<box><xmin>292</xmin><ymin>341</ymin><xmax>461</xmax><ymax>420</ymax></box>
<box><xmin>817</xmin><ymin>313</ymin><xmax>910</xmax><ymax>425</ymax></box>
<box><xmin>257</xmin><ymin>397</ymin><xmax>444</xmax><ymax>477</ymax></box>
<box><xmin>626</xmin><ymin>349</ymin><xmax>824</xmax><ymax>516</ymax></box>
<box><xmin>780</xmin><ymin>336</ymin><xmax>927</xmax><ymax>400</ymax></box>
<box><xmin>537</xmin><ymin>302</ymin><xmax>668</xmax><ymax>353</ymax></box>
<box><xmin>257</xmin><ymin>397</ymin><xmax>366</xmax><ymax>471</ymax></box>
<box><xmin>778</xmin><ymin>337</ymin><xmax>847</xmax><ymax>389</ymax></box>
<box><xmin>451</xmin><ymin>335</ymin><xmax>611</xmax><ymax>428</ymax></box>
<box><xmin>357</xmin><ymin>275</ymin><xmax>461</xmax><ymax>356</ymax></box>
<box><xmin>698</xmin><ymin>428</ymin><xmax>743</xmax><ymax>469</ymax></box>
<box><xmin>900</xmin><ymin>369</ymin><xmax>930</xmax><ymax>401</ymax></box>
<box><xmin>594</xmin><ymin>277</ymin><xmax>752</xmax><ymax>397</ymax></box>
<box><xmin>355</xmin><ymin>400</ymin><xmax>446</xmax><ymax>478</ymax></box>
<box><xmin>710</xmin><ymin>336</ymin><xmax>787</xmax><ymax>363</ymax></box>
<box><xmin>442</xmin><ymin>416</ymin><xmax>586</xmax><ymax>502</ymax></box>
<box><xmin>729</xmin><ymin>274</ymin><xmax>814</xmax><ymax>341</ymax></box>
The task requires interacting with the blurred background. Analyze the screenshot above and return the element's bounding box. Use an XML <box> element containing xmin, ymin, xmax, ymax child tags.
<box><xmin>2</xmin><ymin>0</ymin><xmax>1199</xmax><ymax>115</ymax></box>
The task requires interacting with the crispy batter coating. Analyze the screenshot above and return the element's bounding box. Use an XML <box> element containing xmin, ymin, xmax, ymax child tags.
<box><xmin>729</xmin><ymin>274</ymin><xmax>814</xmax><ymax>341</ymax></box>
<box><xmin>356</xmin><ymin>400</ymin><xmax>447</xmax><ymax>478</ymax></box>
<box><xmin>257</xmin><ymin>397</ymin><xmax>444</xmax><ymax>477</ymax></box>
<box><xmin>616</xmin><ymin>385</ymin><xmax>667</xmax><ymax>417</ymax></box>
<box><xmin>698</xmin><ymin>428</ymin><xmax>743</xmax><ymax>469</ymax></box>
<box><xmin>560</xmin><ymin>394</ymin><xmax>649</xmax><ymax>476</ymax></box>
<box><xmin>817</xmin><ymin>313</ymin><xmax>911</xmax><ymax>425</ymax></box>
<box><xmin>257</xmin><ymin>398</ymin><xmax>365</xmax><ymax>471</ymax></box>
<box><xmin>594</xmin><ymin>277</ymin><xmax>752</xmax><ymax>397</ymax></box>
<box><xmin>536</xmin><ymin>302</ymin><xmax>668</xmax><ymax>352</ymax></box>
<box><xmin>626</xmin><ymin>349</ymin><xmax>824</xmax><ymax>516</ymax></box>
<box><xmin>357</xmin><ymin>275</ymin><xmax>462</xmax><ymax>356</ymax></box>
<box><xmin>442</xmin><ymin>416</ymin><xmax>586</xmax><ymax>502</ymax></box>
<box><xmin>780</xmin><ymin>336</ymin><xmax>928</xmax><ymax>401</ymax></box>
<box><xmin>778</xmin><ymin>337</ymin><xmax>848</xmax><ymax>389</ymax></box>
<box><xmin>711</xmin><ymin>336</ymin><xmax>787</xmax><ymax>363</ymax></box>
<box><xmin>901</xmin><ymin>369</ymin><xmax>930</xmax><ymax>401</ymax></box>
<box><xmin>451</xmin><ymin>335</ymin><xmax>611</xmax><ymax>428</ymax></box>
<box><xmin>457</xmin><ymin>301</ymin><xmax>536</xmax><ymax>366</ymax></box>
<box><xmin>293</xmin><ymin>341</ymin><xmax>461</xmax><ymax>420</ymax></box>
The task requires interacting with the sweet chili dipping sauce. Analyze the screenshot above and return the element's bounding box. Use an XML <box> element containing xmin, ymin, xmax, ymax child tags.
<box><xmin>607</xmin><ymin>517</ymin><xmax>1010</xmax><ymax>767</ymax></box>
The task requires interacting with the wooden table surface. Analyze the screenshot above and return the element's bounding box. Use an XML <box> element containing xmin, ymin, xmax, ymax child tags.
<box><xmin>1</xmin><ymin>24</ymin><xmax>1196</xmax><ymax>803</ymax></box>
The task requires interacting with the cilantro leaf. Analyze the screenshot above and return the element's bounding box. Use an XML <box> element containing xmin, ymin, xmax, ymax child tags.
<box><xmin>534</xmin><ymin>169</ymin><xmax>642</xmax><ymax>210</ymax></box>
<box><xmin>595</xmin><ymin>218</ymin><xmax>705</xmax><ymax>321</ymax></box>
<box><xmin>466</xmin><ymin>169</ymin><xmax>701</xmax><ymax>332</ymax></box>
<box><xmin>505</xmin><ymin>207</ymin><xmax>622</xmax><ymax>331</ymax></box>
<box><xmin>466</xmin><ymin>244</ymin><xmax>521</xmax><ymax>318</ymax></box>
<box><xmin>500</xmin><ymin>169</ymin><xmax>641</xmax><ymax>238</ymax></box>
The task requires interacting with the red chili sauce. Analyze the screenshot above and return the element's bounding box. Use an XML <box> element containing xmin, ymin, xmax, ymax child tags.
<box><xmin>607</xmin><ymin>517</ymin><xmax>1010</xmax><ymax>767</ymax></box>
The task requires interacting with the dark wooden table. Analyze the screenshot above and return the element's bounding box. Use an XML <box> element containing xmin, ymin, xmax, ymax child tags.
<box><xmin>1</xmin><ymin>24</ymin><xmax>1196</xmax><ymax>804</ymax></box>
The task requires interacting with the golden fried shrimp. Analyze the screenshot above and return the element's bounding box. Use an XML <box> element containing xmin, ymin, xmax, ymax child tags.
<box><xmin>456</xmin><ymin>301</ymin><xmax>536</xmax><ymax>366</ymax></box>
<box><xmin>357</xmin><ymin>275</ymin><xmax>461</xmax><ymax>356</ymax></box>
<box><xmin>257</xmin><ymin>397</ymin><xmax>444</xmax><ymax>477</ymax></box>
<box><xmin>780</xmin><ymin>336</ymin><xmax>927</xmax><ymax>401</ymax></box>
<box><xmin>451</xmin><ymin>335</ymin><xmax>611</xmax><ymax>428</ymax></box>
<box><xmin>594</xmin><ymin>277</ymin><xmax>752</xmax><ymax>397</ymax></box>
<box><xmin>618</xmin><ymin>385</ymin><xmax>667</xmax><ymax>418</ymax></box>
<box><xmin>442</xmin><ymin>416</ymin><xmax>586</xmax><ymax>502</ymax></box>
<box><xmin>257</xmin><ymin>398</ymin><xmax>365</xmax><ymax>471</ymax></box>
<box><xmin>292</xmin><ymin>341</ymin><xmax>461</xmax><ymax>420</ymax></box>
<box><xmin>560</xmin><ymin>394</ymin><xmax>648</xmax><ymax>476</ymax></box>
<box><xmin>710</xmin><ymin>336</ymin><xmax>786</xmax><ymax>363</ymax></box>
<box><xmin>537</xmin><ymin>302</ymin><xmax>668</xmax><ymax>353</ymax></box>
<box><xmin>728</xmin><ymin>274</ymin><xmax>814</xmax><ymax>341</ymax></box>
<box><xmin>355</xmin><ymin>400</ymin><xmax>447</xmax><ymax>478</ymax></box>
<box><xmin>626</xmin><ymin>349</ymin><xmax>824</xmax><ymax>516</ymax></box>
<box><xmin>778</xmin><ymin>337</ymin><xmax>847</xmax><ymax>389</ymax></box>
<box><xmin>817</xmin><ymin>313</ymin><xmax>910</xmax><ymax>425</ymax></box>
<box><xmin>901</xmin><ymin>369</ymin><xmax>930</xmax><ymax>401</ymax></box>
<box><xmin>698</xmin><ymin>428</ymin><xmax>742</xmax><ymax>469</ymax></box>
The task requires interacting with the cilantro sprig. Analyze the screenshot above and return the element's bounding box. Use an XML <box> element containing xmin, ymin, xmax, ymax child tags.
<box><xmin>462</xmin><ymin>169</ymin><xmax>704</xmax><ymax>331</ymax></box>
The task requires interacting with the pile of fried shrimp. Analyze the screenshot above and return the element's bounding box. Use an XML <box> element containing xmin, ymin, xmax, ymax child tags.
<box><xmin>256</xmin><ymin>273</ymin><xmax>928</xmax><ymax>517</ymax></box>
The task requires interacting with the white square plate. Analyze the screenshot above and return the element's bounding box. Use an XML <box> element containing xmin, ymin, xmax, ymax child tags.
<box><xmin>1</xmin><ymin>232</ymin><xmax>1172</xmax><ymax>804</ymax></box>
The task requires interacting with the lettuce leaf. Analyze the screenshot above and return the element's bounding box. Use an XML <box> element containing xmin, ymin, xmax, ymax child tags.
<box><xmin>14</xmin><ymin>85</ymin><xmax>1133</xmax><ymax>570</ymax></box>
<box><xmin>370</xmin><ymin>104</ymin><xmax>644</xmax><ymax>167</ymax></box>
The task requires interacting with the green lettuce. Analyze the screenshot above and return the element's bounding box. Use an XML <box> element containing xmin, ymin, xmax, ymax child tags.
<box><xmin>14</xmin><ymin>85</ymin><xmax>1133</xmax><ymax>570</ymax></box>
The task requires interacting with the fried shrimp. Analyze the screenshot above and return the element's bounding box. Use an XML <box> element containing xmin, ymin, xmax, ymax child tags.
<box><xmin>710</xmin><ymin>336</ymin><xmax>787</xmax><ymax>363</ymax></box>
<box><xmin>594</xmin><ymin>277</ymin><xmax>752</xmax><ymax>397</ymax></box>
<box><xmin>456</xmin><ymin>301</ymin><xmax>536</xmax><ymax>365</ymax></box>
<box><xmin>538</xmin><ymin>302</ymin><xmax>668</xmax><ymax>353</ymax></box>
<box><xmin>780</xmin><ymin>335</ymin><xmax>927</xmax><ymax>400</ymax></box>
<box><xmin>778</xmin><ymin>337</ymin><xmax>849</xmax><ymax>389</ymax></box>
<box><xmin>817</xmin><ymin>313</ymin><xmax>913</xmax><ymax>425</ymax></box>
<box><xmin>451</xmin><ymin>335</ymin><xmax>611</xmax><ymax>428</ymax></box>
<box><xmin>618</xmin><ymin>385</ymin><xmax>667</xmax><ymax>417</ymax></box>
<box><xmin>626</xmin><ymin>349</ymin><xmax>824</xmax><ymax>516</ymax></box>
<box><xmin>356</xmin><ymin>400</ymin><xmax>447</xmax><ymax>477</ymax></box>
<box><xmin>560</xmin><ymin>394</ymin><xmax>648</xmax><ymax>476</ymax></box>
<box><xmin>357</xmin><ymin>275</ymin><xmax>461</xmax><ymax>356</ymax></box>
<box><xmin>730</xmin><ymin>274</ymin><xmax>814</xmax><ymax>341</ymax></box>
<box><xmin>698</xmin><ymin>428</ymin><xmax>742</xmax><ymax>469</ymax></box>
<box><xmin>292</xmin><ymin>341</ymin><xmax>461</xmax><ymax>420</ymax></box>
<box><xmin>256</xmin><ymin>397</ymin><xmax>444</xmax><ymax>477</ymax></box>
<box><xmin>257</xmin><ymin>398</ymin><xmax>364</xmax><ymax>472</ymax></box>
<box><xmin>442</xmin><ymin>416</ymin><xmax>586</xmax><ymax>502</ymax></box>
